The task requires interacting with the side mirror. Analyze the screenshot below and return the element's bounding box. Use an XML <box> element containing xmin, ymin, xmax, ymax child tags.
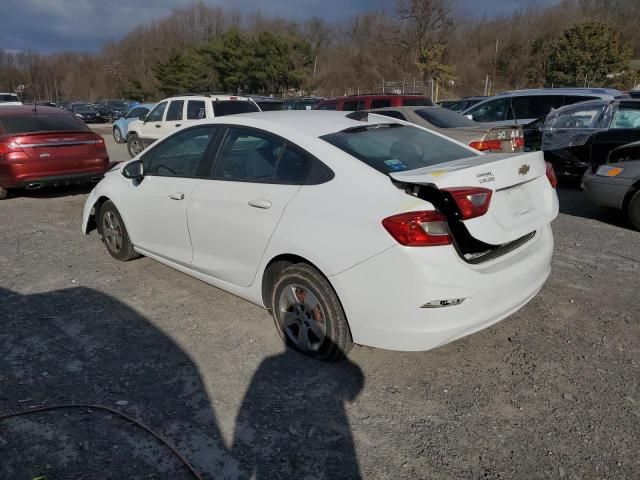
<box><xmin>122</xmin><ymin>160</ymin><xmax>144</xmax><ymax>180</ymax></box>
<box><xmin>139</xmin><ymin>114</ymin><xmax>147</xmax><ymax>122</ymax></box>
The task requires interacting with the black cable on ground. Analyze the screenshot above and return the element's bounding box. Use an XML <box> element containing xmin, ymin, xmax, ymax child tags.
<box><xmin>0</xmin><ymin>404</ymin><xmax>203</xmax><ymax>480</ymax></box>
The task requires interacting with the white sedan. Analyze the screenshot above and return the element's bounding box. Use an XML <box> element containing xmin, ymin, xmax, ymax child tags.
<box><xmin>82</xmin><ymin>111</ymin><xmax>559</xmax><ymax>361</ymax></box>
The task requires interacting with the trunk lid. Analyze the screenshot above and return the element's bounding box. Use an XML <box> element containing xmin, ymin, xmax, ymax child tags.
<box><xmin>390</xmin><ymin>151</ymin><xmax>559</xmax><ymax>245</ymax></box>
<box><xmin>14</xmin><ymin>132</ymin><xmax>100</xmax><ymax>161</ymax></box>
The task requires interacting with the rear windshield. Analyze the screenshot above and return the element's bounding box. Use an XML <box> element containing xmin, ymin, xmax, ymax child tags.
<box><xmin>257</xmin><ymin>101</ymin><xmax>284</xmax><ymax>112</ymax></box>
<box><xmin>416</xmin><ymin>108</ymin><xmax>477</xmax><ymax>128</ymax></box>
<box><xmin>321</xmin><ymin>124</ymin><xmax>475</xmax><ymax>174</ymax></box>
<box><xmin>73</xmin><ymin>105</ymin><xmax>96</xmax><ymax>113</ymax></box>
<box><xmin>0</xmin><ymin>94</ymin><xmax>19</xmax><ymax>102</ymax></box>
<box><xmin>0</xmin><ymin>114</ymin><xmax>88</xmax><ymax>134</ymax></box>
<box><xmin>212</xmin><ymin>100</ymin><xmax>260</xmax><ymax>116</ymax></box>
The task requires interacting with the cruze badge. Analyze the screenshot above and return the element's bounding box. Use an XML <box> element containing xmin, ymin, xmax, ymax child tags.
<box><xmin>39</xmin><ymin>153</ymin><xmax>50</xmax><ymax>158</ymax></box>
<box><xmin>518</xmin><ymin>164</ymin><xmax>530</xmax><ymax>175</ymax></box>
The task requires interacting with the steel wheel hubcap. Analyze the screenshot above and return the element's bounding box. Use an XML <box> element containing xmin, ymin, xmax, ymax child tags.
<box><xmin>114</xmin><ymin>129</ymin><xmax>121</xmax><ymax>141</ymax></box>
<box><xmin>103</xmin><ymin>211</ymin><xmax>123</xmax><ymax>253</ymax></box>
<box><xmin>278</xmin><ymin>284</ymin><xmax>327</xmax><ymax>351</ymax></box>
<box><xmin>132</xmin><ymin>139</ymin><xmax>143</xmax><ymax>155</ymax></box>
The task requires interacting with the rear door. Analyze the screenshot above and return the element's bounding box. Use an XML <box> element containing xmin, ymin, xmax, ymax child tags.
<box><xmin>122</xmin><ymin>126</ymin><xmax>219</xmax><ymax>264</ymax></box>
<box><xmin>589</xmin><ymin>102</ymin><xmax>640</xmax><ymax>168</ymax></box>
<box><xmin>187</xmin><ymin>127</ymin><xmax>324</xmax><ymax>286</ymax></box>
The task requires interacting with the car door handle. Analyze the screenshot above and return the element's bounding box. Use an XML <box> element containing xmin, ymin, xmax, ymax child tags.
<box><xmin>175</xmin><ymin>123</ymin><xmax>181</xmax><ymax>127</ymax></box>
<box><xmin>168</xmin><ymin>192</ymin><xmax>185</xmax><ymax>201</ymax></box>
<box><xmin>248</xmin><ymin>199</ymin><xmax>272</xmax><ymax>209</ymax></box>
<box><xmin>155</xmin><ymin>124</ymin><xmax>161</xmax><ymax>128</ymax></box>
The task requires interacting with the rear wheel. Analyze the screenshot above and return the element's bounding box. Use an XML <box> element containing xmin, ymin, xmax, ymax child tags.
<box><xmin>99</xmin><ymin>200</ymin><xmax>140</xmax><ymax>261</ymax></box>
<box><xmin>627</xmin><ymin>190</ymin><xmax>640</xmax><ymax>231</ymax></box>
<box><xmin>270</xmin><ymin>263</ymin><xmax>352</xmax><ymax>361</ymax></box>
<box><xmin>127</xmin><ymin>133</ymin><xmax>144</xmax><ymax>158</ymax></box>
<box><xmin>113</xmin><ymin>126</ymin><xmax>123</xmax><ymax>144</ymax></box>
<box><xmin>0</xmin><ymin>187</ymin><xmax>9</xmax><ymax>200</ymax></box>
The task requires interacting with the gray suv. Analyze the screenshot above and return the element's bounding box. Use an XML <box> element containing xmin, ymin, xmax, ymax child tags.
<box><xmin>462</xmin><ymin>88</ymin><xmax>629</xmax><ymax>126</ymax></box>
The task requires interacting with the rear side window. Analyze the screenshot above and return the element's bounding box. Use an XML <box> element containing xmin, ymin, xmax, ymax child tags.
<box><xmin>321</xmin><ymin>124</ymin><xmax>475</xmax><ymax>175</ymax></box>
<box><xmin>563</xmin><ymin>95</ymin><xmax>598</xmax><ymax>106</ymax></box>
<box><xmin>512</xmin><ymin>96</ymin><xmax>563</xmax><ymax>119</ymax></box>
<box><xmin>211</xmin><ymin>100</ymin><xmax>260</xmax><ymax>117</ymax></box>
<box><xmin>317</xmin><ymin>102</ymin><xmax>337</xmax><ymax>110</ymax></box>
<box><xmin>343</xmin><ymin>100</ymin><xmax>365</xmax><ymax>112</ymax></box>
<box><xmin>545</xmin><ymin>103</ymin><xmax>608</xmax><ymax>129</ymax></box>
<box><xmin>212</xmin><ymin>127</ymin><xmax>330</xmax><ymax>184</ymax></box>
<box><xmin>371</xmin><ymin>99</ymin><xmax>391</xmax><ymax>109</ymax></box>
<box><xmin>187</xmin><ymin>100</ymin><xmax>206</xmax><ymax>120</ymax></box>
<box><xmin>0</xmin><ymin>94</ymin><xmax>19</xmax><ymax>102</ymax></box>
<box><xmin>0</xmin><ymin>114</ymin><xmax>87</xmax><ymax>134</ymax></box>
<box><xmin>166</xmin><ymin>100</ymin><xmax>184</xmax><ymax>121</ymax></box>
<box><xmin>402</xmin><ymin>98</ymin><xmax>433</xmax><ymax>107</ymax></box>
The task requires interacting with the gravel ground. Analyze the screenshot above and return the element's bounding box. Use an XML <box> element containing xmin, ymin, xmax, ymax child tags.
<box><xmin>0</xmin><ymin>125</ymin><xmax>639</xmax><ymax>479</ymax></box>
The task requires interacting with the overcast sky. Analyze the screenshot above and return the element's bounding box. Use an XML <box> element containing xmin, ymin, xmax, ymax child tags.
<box><xmin>1</xmin><ymin>0</ymin><xmax>558</xmax><ymax>53</ymax></box>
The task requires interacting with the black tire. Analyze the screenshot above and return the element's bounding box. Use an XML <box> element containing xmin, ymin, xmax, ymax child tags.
<box><xmin>627</xmin><ymin>190</ymin><xmax>640</xmax><ymax>231</ymax></box>
<box><xmin>0</xmin><ymin>187</ymin><xmax>9</xmax><ymax>200</ymax></box>
<box><xmin>270</xmin><ymin>263</ymin><xmax>352</xmax><ymax>361</ymax></box>
<box><xmin>113</xmin><ymin>126</ymin><xmax>123</xmax><ymax>144</ymax></box>
<box><xmin>99</xmin><ymin>200</ymin><xmax>140</xmax><ymax>261</ymax></box>
<box><xmin>108</xmin><ymin>113</ymin><xmax>113</xmax><ymax>124</ymax></box>
<box><xmin>127</xmin><ymin>133</ymin><xmax>144</xmax><ymax>158</ymax></box>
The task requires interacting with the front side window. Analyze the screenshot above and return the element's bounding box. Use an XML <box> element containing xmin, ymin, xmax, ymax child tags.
<box><xmin>467</xmin><ymin>98</ymin><xmax>511</xmax><ymax>122</ymax></box>
<box><xmin>143</xmin><ymin>126</ymin><xmax>217</xmax><ymax>177</ymax></box>
<box><xmin>321</xmin><ymin>124</ymin><xmax>476</xmax><ymax>175</ymax></box>
<box><xmin>166</xmin><ymin>100</ymin><xmax>184</xmax><ymax>121</ymax></box>
<box><xmin>146</xmin><ymin>102</ymin><xmax>167</xmax><ymax>122</ymax></box>
<box><xmin>187</xmin><ymin>100</ymin><xmax>206</xmax><ymax>120</ymax></box>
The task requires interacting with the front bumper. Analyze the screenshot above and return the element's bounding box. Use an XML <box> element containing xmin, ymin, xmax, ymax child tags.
<box><xmin>582</xmin><ymin>172</ymin><xmax>633</xmax><ymax>210</ymax></box>
<box><xmin>330</xmin><ymin>224</ymin><xmax>554</xmax><ymax>351</ymax></box>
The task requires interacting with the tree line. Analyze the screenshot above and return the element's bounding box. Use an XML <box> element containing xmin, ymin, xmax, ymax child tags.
<box><xmin>1</xmin><ymin>0</ymin><xmax>639</xmax><ymax>102</ymax></box>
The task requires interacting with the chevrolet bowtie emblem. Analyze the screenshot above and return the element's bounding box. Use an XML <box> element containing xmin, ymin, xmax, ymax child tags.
<box><xmin>518</xmin><ymin>164</ymin><xmax>530</xmax><ymax>175</ymax></box>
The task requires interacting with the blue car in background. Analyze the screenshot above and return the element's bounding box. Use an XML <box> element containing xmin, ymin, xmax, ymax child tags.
<box><xmin>112</xmin><ymin>103</ymin><xmax>155</xmax><ymax>144</ymax></box>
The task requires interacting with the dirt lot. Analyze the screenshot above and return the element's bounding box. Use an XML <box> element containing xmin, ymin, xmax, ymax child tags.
<box><xmin>0</xmin><ymin>125</ymin><xmax>639</xmax><ymax>479</ymax></box>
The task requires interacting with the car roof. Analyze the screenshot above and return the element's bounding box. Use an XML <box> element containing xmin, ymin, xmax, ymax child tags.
<box><xmin>367</xmin><ymin>106</ymin><xmax>438</xmax><ymax>113</ymax></box>
<box><xmin>0</xmin><ymin>105</ymin><xmax>68</xmax><ymax>116</ymax></box>
<box><xmin>494</xmin><ymin>88</ymin><xmax>624</xmax><ymax>98</ymax></box>
<box><xmin>162</xmin><ymin>94</ymin><xmax>253</xmax><ymax>101</ymax></box>
<box><xmin>205</xmin><ymin>110</ymin><xmax>392</xmax><ymax>137</ymax></box>
<box><xmin>550</xmin><ymin>98</ymin><xmax>640</xmax><ymax>113</ymax></box>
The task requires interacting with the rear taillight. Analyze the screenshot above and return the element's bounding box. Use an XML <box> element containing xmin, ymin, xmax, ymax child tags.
<box><xmin>94</xmin><ymin>136</ymin><xmax>106</xmax><ymax>151</ymax></box>
<box><xmin>545</xmin><ymin>162</ymin><xmax>557</xmax><ymax>188</ymax></box>
<box><xmin>443</xmin><ymin>187</ymin><xmax>492</xmax><ymax>220</ymax></box>
<box><xmin>0</xmin><ymin>139</ymin><xmax>25</xmax><ymax>160</ymax></box>
<box><xmin>469</xmin><ymin>140</ymin><xmax>502</xmax><ymax>152</ymax></box>
<box><xmin>382</xmin><ymin>211</ymin><xmax>451</xmax><ymax>247</ymax></box>
<box><xmin>512</xmin><ymin>137</ymin><xmax>525</xmax><ymax>150</ymax></box>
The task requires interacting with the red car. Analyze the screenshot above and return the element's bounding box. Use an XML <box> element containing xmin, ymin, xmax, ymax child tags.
<box><xmin>315</xmin><ymin>94</ymin><xmax>433</xmax><ymax>111</ymax></box>
<box><xmin>0</xmin><ymin>106</ymin><xmax>109</xmax><ymax>199</ymax></box>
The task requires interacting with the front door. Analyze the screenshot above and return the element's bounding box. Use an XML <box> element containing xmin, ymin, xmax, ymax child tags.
<box><xmin>139</xmin><ymin>101</ymin><xmax>168</xmax><ymax>148</ymax></box>
<box><xmin>122</xmin><ymin>126</ymin><xmax>219</xmax><ymax>265</ymax></box>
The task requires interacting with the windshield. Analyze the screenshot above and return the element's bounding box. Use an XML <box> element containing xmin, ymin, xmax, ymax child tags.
<box><xmin>416</xmin><ymin>108</ymin><xmax>477</xmax><ymax>128</ymax></box>
<box><xmin>0</xmin><ymin>94</ymin><xmax>19</xmax><ymax>103</ymax></box>
<box><xmin>73</xmin><ymin>105</ymin><xmax>96</xmax><ymax>113</ymax></box>
<box><xmin>0</xmin><ymin>114</ymin><xmax>87</xmax><ymax>134</ymax></box>
<box><xmin>212</xmin><ymin>100</ymin><xmax>260</xmax><ymax>116</ymax></box>
<box><xmin>321</xmin><ymin>124</ymin><xmax>476</xmax><ymax>175</ymax></box>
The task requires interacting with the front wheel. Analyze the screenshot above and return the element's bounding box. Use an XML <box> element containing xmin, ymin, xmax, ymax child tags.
<box><xmin>627</xmin><ymin>190</ymin><xmax>640</xmax><ymax>231</ymax></box>
<box><xmin>113</xmin><ymin>126</ymin><xmax>123</xmax><ymax>144</ymax></box>
<box><xmin>127</xmin><ymin>133</ymin><xmax>144</xmax><ymax>158</ymax></box>
<box><xmin>270</xmin><ymin>264</ymin><xmax>352</xmax><ymax>361</ymax></box>
<box><xmin>99</xmin><ymin>200</ymin><xmax>140</xmax><ymax>261</ymax></box>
